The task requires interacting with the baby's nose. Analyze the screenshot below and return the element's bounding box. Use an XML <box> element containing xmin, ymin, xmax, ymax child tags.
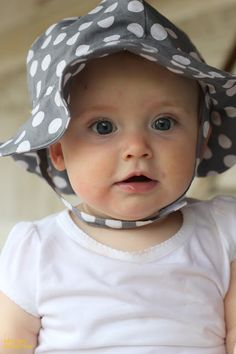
<box><xmin>121</xmin><ymin>134</ymin><xmax>153</xmax><ymax>161</ymax></box>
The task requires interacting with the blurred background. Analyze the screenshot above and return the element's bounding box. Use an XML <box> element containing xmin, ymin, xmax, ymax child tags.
<box><xmin>0</xmin><ymin>0</ymin><xmax>236</xmax><ymax>247</ymax></box>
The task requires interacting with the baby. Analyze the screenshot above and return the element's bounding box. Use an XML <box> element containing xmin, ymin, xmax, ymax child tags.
<box><xmin>0</xmin><ymin>1</ymin><xmax>236</xmax><ymax>353</ymax></box>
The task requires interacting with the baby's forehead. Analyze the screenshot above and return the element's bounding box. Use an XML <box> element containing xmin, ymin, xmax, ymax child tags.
<box><xmin>70</xmin><ymin>51</ymin><xmax>199</xmax><ymax>94</ymax></box>
<box><xmin>67</xmin><ymin>51</ymin><xmax>200</xmax><ymax>120</ymax></box>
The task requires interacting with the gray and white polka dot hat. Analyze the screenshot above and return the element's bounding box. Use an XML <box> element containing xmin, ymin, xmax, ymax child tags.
<box><xmin>1</xmin><ymin>0</ymin><xmax>236</xmax><ymax>229</ymax></box>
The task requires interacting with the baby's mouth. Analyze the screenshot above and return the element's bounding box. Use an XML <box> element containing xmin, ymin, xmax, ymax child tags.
<box><xmin>122</xmin><ymin>175</ymin><xmax>153</xmax><ymax>183</ymax></box>
<box><xmin>116</xmin><ymin>175</ymin><xmax>158</xmax><ymax>193</ymax></box>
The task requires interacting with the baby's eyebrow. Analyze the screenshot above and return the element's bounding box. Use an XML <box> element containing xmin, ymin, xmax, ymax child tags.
<box><xmin>80</xmin><ymin>104</ymin><xmax>118</xmax><ymax>114</ymax></box>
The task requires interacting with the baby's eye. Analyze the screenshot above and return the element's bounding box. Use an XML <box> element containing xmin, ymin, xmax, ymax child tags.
<box><xmin>151</xmin><ymin>116</ymin><xmax>176</xmax><ymax>131</ymax></box>
<box><xmin>90</xmin><ymin>119</ymin><xmax>117</xmax><ymax>135</ymax></box>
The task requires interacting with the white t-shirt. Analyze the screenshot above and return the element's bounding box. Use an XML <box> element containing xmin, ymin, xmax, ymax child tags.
<box><xmin>0</xmin><ymin>196</ymin><xmax>236</xmax><ymax>354</ymax></box>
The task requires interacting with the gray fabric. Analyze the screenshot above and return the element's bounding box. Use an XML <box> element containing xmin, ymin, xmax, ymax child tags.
<box><xmin>0</xmin><ymin>0</ymin><xmax>236</xmax><ymax>228</ymax></box>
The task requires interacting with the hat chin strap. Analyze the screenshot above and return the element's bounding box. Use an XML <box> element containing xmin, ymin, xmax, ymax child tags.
<box><xmin>60</xmin><ymin>193</ymin><xmax>188</xmax><ymax>229</ymax></box>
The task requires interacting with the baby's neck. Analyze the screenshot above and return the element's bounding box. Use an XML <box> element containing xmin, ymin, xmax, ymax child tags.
<box><xmin>69</xmin><ymin>209</ymin><xmax>183</xmax><ymax>252</ymax></box>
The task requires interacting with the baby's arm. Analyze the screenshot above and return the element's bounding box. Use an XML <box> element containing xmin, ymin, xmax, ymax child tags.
<box><xmin>225</xmin><ymin>261</ymin><xmax>236</xmax><ymax>354</ymax></box>
<box><xmin>0</xmin><ymin>291</ymin><xmax>41</xmax><ymax>353</ymax></box>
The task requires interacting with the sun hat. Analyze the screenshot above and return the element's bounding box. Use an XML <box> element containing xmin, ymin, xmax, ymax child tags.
<box><xmin>1</xmin><ymin>0</ymin><xmax>236</xmax><ymax>229</ymax></box>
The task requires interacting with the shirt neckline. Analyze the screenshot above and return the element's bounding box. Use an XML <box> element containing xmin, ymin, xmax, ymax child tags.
<box><xmin>57</xmin><ymin>205</ymin><xmax>195</xmax><ymax>263</ymax></box>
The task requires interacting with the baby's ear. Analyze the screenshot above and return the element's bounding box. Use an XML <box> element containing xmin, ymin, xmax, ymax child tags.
<box><xmin>49</xmin><ymin>142</ymin><xmax>66</xmax><ymax>171</ymax></box>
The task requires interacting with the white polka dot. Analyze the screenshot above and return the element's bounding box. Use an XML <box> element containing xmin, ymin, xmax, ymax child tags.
<box><xmin>61</xmin><ymin>198</ymin><xmax>73</xmax><ymax>210</ymax></box>
<box><xmin>72</xmin><ymin>63</ymin><xmax>86</xmax><ymax>77</ymax></box>
<box><xmin>224</xmin><ymin>155</ymin><xmax>236</xmax><ymax>168</ymax></box>
<box><xmin>15</xmin><ymin>160</ymin><xmax>29</xmax><ymax>170</ymax></box>
<box><xmin>41</xmin><ymin>54</ymin><xmax>51</xmax><ymax>71</ymax></box>
<box><xmin>142</xmin><ymin>46</ymin><xmax>158</xmax><ymax>53</ymax></box>
<box><xmin>55</xmin><ymin>92</ymin><xmax>62</xmax><ymax>107</ymax></box>
<box><xmin>136</xmin><ymin>220</ymin><xmax>152</xmax><ymax>227</ymax></box>
<box><xmin>139</xmin><ymin>53</ymin><xmax>157</xmax><ymax>62</ymax></box>
<box><xmin>36</xmin><ymin>80</ymin><xmax>42</xmax><ymax>98</ymax></box>
<box><xmin>66</xmin><ymin>32</ymin><xmax>80</xmax><ymax>45</ymax></box>
<box><xmin>32</xmin><ymin>111</ymin><xmax>45</xmax><ymax>127</ymax></box>
<box><xmin>14</xmin><ymin>131</ymin><xmax>26</xmax><ymax>145</ymax></box>
<box><xmin>203</xmin><ymin>121</ymin><xmax>210</xmax><ymax>138</ymax></box>
<box><xmin>166</xmin><ymin>67</ymin><xmax>184</xmax><ymax>75</ymax></box>
<box><xmin>165</xmin><ymin>28</ymin><xmax>178</xmax><ymax>39</ymax></box>
<box><xmin>208</xmin><ymin>71</ymin><xmax>225</xmax><ymax>78</ymax></box>
<box><xmin>48</xmin><ymin>118</ymin><xmax>63</xmax><ymax>134</ymax></box>
<box><xmin>105</xmin><ymin>219</ymin><xmax>122</xmax><ymax>228</ymax></box>
<box><xmin>53</xmin><ymin>176</ymin><xmax>68</xmax><ymax>189</ymax></box>
<box><xmin>172</xmin><ymin>55</ymin><xmax>191</xmax><ymax>66</ymax></box>
<box><xmin>65</xmin><ymin>117</ymin><xmax>71</xmax><ymax>129</ymax></box>
<box><xmin>195</xmin><ymin>158</ymin><xmax>200</xmax><ymax>169</ymax></box>
<box><xmin>189</xmin><ymin>51</ymin><xmax>202</xmax><ymax>62</ymax></box>
<box><xmin>104</xmin><ymin>41</ymin><xmax>120</xmax><ymax>46</ymax></box>
<box><xmin>193</xmin><ymin>72</ymin><xmax>209</xmax><ymax>79</ymax></box>
<box><xmin>30</xmin><ymin>60</ymin><xmax>38</xmax><ymax>77</ymax></box>
<box><xmin>71</xmin><ymin>58</ymin><xmax>86</xmax><ymax>66</ymax></box>
<box><xmin>46</xmin><ymin>23</ymin><xmax>57</xmax><ymax>35</ymax></box>
<box><xmin>171</xmin><ymin>60</ymin><xmax>186</xmax><ymax>69</ymax></box>
<box><xmin>53</xmin><ymin>33</ymin><xmax>67</xmax><ymax>45</ymax></box>
<box><xmin>56</xmin><ymin>60</ymin><xmax>66</xmax><ymax>77</ymax></box>
<box><xmin>97</xmin><ymin>16</ymin><xmax>114</xmax><ymax>28</ymax></box>
<box><xmin>104</xmin><ymin>2</ymin><xmax>118</xmax><ymax>12</ymax></box>
<box><xmin>223</xmin><ymin>80</ymin><xmax>236</xmax><ymax>89</ymax></box>
<box><xmin>203</xmin><ymin>146</ymin><xmax>213</xmax><ymax>160</ymax></box>
<box><xmin>104</xmin><ymin>34</ymin><xmax>120</xmax><ymax>42</ymax></box>
<box><xmin>218</xmin><ymin>134</ymin><xmax>232</xmax><ymax>149</ymax></box>
<box><xmin>88</xmin><ymin>5</ymin><xmax>103</xmax><ymax>14</ymax></box>
<box><xmin>16</xmin><ymin>140</ymin><xmax>31</xmax><ymax>153</ymax></box>
<box><xmin>225</xmin><ymin>106</ymin><xmax>236</xmax><ymax>118</ymax></box>
<box><xmin>205</xmin><ymin>95</ymin><xmax>211</xmax><ymax>109</ymax></box>
<box><xmin>207</xmin><ymin>171</ymin><xmax>218</xmax><ymax>177</ymax></box>
<box><xmin>207</xmin><ymin>84</ymin><xmax>216</xmax><ymax>94</ymax></box>
<box><xmin>0</xmin><ymin>139</ymin><xmax>13</xmax><ymax>149</ymax></box>
<box><xmin>99</xmin><ymin>54</ymin><xmax>110</xmax><ymax>58</ymax></box>
<box><xmin>31</xmin><ymin>104</ymin><xmax>40</xmax><ymax>115</ymax></box>
<box><xmin>151</xmin><ymin>24</ymin><xmax>168</xmax><ymax>41</ymax></box>
<box><xmin>62</xmin><ymin>17</ymin><xmax>78</xmax><ymax>21</ymax></box>
<box><xmin>211</xmin><ymin>111</ymin><xmax>221</xmax><ymax>126</ymax></box>
<box><xmin>45</xmin><ymin>86</ymin><xmax>54</xmax><ymax>96</ymax></box>
<box><xmin>226</xmin><ymin>85</ymin><xmax>236</xmax><ymax>97</ymax></box>
<box><xmin>81</xmin><ymin>211</ymin><xmax>96</xmax><ymax>222</ymax></box>
<box><xmin>63</xmin><ymin>72</ymin><xmax>72</xmax><ymax>86</ymax></box>
<box><xmin>27</xmin><ymin>50</ymin><xmax>34</xmax><ymax>63</ymax></box>
<box><xmin>41</xmin><ymin>35</ymin><xmax>52</xmax><ymax>49</ymax></box>
<box><xmin>127</xmin><ymin>23</ymin><xmax>144</xmax><ymax>38</ymax></box>
<box><xmin>212</xmin><ymin>98</ymin><xmax>218</xmax><ymax>106</ymax></box>
<box><xmin>189</xmin><ymin>67</ymin><xmax>199</xmax><ymax>73</ymax></box>
<box><xmin>79</xmin><ymin>22</ymin><xmax>93</xmax><ymax>31</ymax></box>
<box><xmin>127</xmin><ymin>1</ymin><xmax>144</xmax><ymax>12</ymax></box>
<box><xmin>75</xmin><ymin>45</ymin><xmax>91</xmax><ymax>57</ymax></box>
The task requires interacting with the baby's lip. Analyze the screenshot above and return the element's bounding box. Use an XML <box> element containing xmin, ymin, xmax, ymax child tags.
<box><xmin>117</xmin><ymin>172</ymin><xmax>157</xmax><ymax>183</ymax></box>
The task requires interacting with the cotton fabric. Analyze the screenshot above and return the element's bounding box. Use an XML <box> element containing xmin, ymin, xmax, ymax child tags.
<box><xmin>0</xmin><ymin>196</ymin><xmax>235</xmax><ymax>353</ymax></box>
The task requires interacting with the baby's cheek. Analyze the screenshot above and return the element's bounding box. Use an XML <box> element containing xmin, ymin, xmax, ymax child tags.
<box><xmin>70</xmin><ymin>175</ymin><xmax>106</xmax><ymax>205</ymax></box>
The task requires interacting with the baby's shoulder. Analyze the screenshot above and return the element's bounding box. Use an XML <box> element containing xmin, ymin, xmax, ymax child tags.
<box><xmin>186</xmin><ymin>195</ymin><xmax>236</xmax><ymax>220</ymax></box>
<box><xmin>185</xmin><ymin>195</ymin><xmax>236</xmax><ymax>262</ymax></box>
<box><xmin>1</xmin><ymin>210</ymin><xmax>66</xmax><ymax>254</ymax></box>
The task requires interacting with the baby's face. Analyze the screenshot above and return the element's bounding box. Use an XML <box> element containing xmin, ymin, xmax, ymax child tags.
<box><xmin>50</xmin><ymin>52</ymin><xmax>199</xmax><ymax>221</ymax></box>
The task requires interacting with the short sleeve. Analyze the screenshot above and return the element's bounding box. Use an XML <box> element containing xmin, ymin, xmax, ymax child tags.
<box><xmin>212</xmin><ymin>196</ymin><xmax>236</xmax><ymax>263</ymax></box>
<box><xmin>0</xmin><ymin>221</ymin><xmax>40</xmax><ymax>317</ymax></box>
